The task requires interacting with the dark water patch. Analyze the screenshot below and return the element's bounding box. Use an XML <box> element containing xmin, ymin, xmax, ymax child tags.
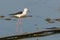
<box><xmin>4</xmin><ymin>18</ymin><xmax>11</xmax><ymax>21</ymax></box>
<box><xmin>54</xmin><ymin>18</ymin><xmax>60</xmax><ymax>22</ymax></box>
<box><xmin>45</xmin><ymin>18</ymin><xmax>55</xmax><ymax>23</ymax></box>
<box><xmin>0</xmin><ymin>16</ymin><xmax>5</xmax><ymax>18</ymax></box>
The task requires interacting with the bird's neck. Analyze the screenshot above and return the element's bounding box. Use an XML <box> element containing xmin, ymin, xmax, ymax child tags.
<box><xmin>23</xmin><ymin>10</ymin><xmax>28</xmax><ymax>14</ymax></box>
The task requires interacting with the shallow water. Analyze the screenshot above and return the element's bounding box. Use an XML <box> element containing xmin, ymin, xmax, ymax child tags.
<box><xmin>0</xmin><ymin>0</ymin><xmax>60</xmax><ymax>40</ymax></box>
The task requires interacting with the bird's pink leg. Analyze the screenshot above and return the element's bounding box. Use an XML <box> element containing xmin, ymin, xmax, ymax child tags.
<box><xmin>19</xmin><ymin>18</ymin><xmax>22</xmax><ymax>34</ymax></box>
<box><xmin>16</xmin><ymin>17</ymin><xmax>22</xmax><ymax>34</ymax></box>
<box><xmin>16</xmin><ymin>18</ymin><xmax>20</xmax><ymax>34</ymax></box>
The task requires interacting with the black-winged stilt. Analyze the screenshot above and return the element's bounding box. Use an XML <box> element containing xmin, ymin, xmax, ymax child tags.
<box><xmin>9</xmin><ymin>8</ymin><xmax>28</xmax><ymax>34</ymax></box>
<box><xmin>9</xmin><ymin>8</ymin><xmax>28</xmax><ymax>18</ymax></box>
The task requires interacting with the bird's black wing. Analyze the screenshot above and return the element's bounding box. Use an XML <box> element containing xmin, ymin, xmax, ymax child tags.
<box><xmin>9</xmin><ymin>11</ymin><xmax>23</xmax><ymax>15</ymax></box>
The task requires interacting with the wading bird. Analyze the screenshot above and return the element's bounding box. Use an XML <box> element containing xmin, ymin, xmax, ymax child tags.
<box><xmin>9</xmin><ymin>8</ymin><xmax>29</xmax><ymax>34</ymax></box>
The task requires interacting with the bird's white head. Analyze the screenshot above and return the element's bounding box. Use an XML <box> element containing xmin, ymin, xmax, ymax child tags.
<box><xmin>22</xmin><ymin>8</ymin><xmax>28</xmax><ymax>15</ymax></box>
<box><xmin>24</xmin><ymin>8</ymin><xmax>31</xmax><ymax>13</ymax></box>
<box><xmin>24</xmin><ymin>8</ymin><xmax>28</xmax><ymax>12</ymax></box>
